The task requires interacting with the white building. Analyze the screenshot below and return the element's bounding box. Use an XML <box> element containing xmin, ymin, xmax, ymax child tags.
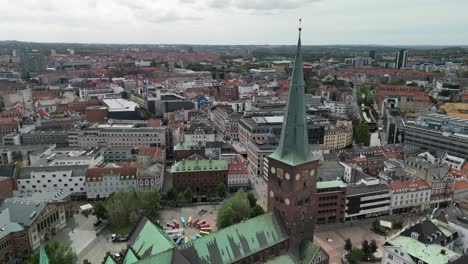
<box><xmin>345</xmin><ymin>177</ymin><xmax>391</xmax><ymax>221</ymax></box>
<box><xmin>29</xmin><ymin>146</ymin><xmax>104</xmax><ymax>168</ymax></box>
<box><xmin>16</xmin><ymin>165</ymin><xmax>88</xmax><ymax>196</ymax></box>
<box><xmin>73</xmin><ymin>123</ymin><xmax>166</xmax><ymax>148</ymax></box>
<box><xmin>322</xmin><ymin>101</ymin><xmax>347</xmax><ymax>114</ymax></box>
<box><xmin>184</xmin><ymin>122</ymin><xmax>216</xmax><ymax>143</ymax></box>
<box><xmin>85</xmin><ymin>166</ymin><xmax>138</xmax><ymax>199</ymax></box>
<box><xmin>389</xmin><ymin>179</ymin><xmax>431</xmax><ymax>215</ymax></box>
<box><xmin>441</xmin><ymin>153</ymin><xmax>465</xmax><ymax>170</ymax></box>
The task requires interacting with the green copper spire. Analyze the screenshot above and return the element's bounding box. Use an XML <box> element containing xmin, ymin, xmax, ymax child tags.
<box><xmin>39</xmin><ymin>246</ymin><xmax>49</xmax><ymax>264</ymax></box>
<box><xmin>269</xmin><ymin>24</ymin><xmax>317</xmax><ymax>166</ymax></box>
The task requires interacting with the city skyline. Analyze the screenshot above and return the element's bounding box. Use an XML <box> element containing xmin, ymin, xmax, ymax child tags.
<box><xmin>1</xmin><ymin>0</ymin><xmax>468</xmax><ymax>45</ymax></box>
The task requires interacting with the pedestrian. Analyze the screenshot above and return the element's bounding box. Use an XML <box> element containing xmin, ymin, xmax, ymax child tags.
<box><xmin>71</xmin><ymin>228</ymin><xmax>74</xmax><ymax>233</ymax></box>
<box><xmin>107</xmin><ymin>237</ymin><xmax>109</xmax><ymax>242</ymax></box>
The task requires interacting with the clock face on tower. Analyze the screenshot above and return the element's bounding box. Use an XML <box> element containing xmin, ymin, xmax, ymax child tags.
<box><xmin>277</xmin><ymin>168</ymin><xmax>284</xmax><ymax>179</ymax></box>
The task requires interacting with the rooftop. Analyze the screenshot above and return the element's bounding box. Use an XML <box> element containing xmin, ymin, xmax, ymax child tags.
<box><xmin>177</xmin><ymin>212</ymin><xmax>288</xmax><ymax>264</ymax></box>
<box><xmin>390</xmin><ymin>179</ymin><xmax>431</xmax><ymax>193</ymax></box>
<box><xmin>388</xmin><ymin>235</ymin><xmax>460</xmax><ymax>264</ymax></box>
<box><xmin>171</xmin><ymin>159</ymin><xmax>228</xmax><ymax>173</ymax></box>
<box><xmin>316</xmin><ymin>179</ymin><xmax>347</xmax><ymax>189</ymax></box>
<box><xmin>102</xmin><ymin>98</ymin><xmax>139</xmax><ymax>112</ymax></box>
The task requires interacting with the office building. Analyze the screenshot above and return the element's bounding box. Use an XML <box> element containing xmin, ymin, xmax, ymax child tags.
<box><xmin>315</xmin><ymin>179</ymin><xmax>347</xmax><ymax>224</ymax></box>
<box><xmin>395</xmin><ymin>49</ymin><xmax>409</xmax><ymax>69</ymax></box>
<box><xmin>171</xmin><ymin>159</ymin><xmax>228</xmax><ymax>194</ymax></box>
<box><xmin>345</xmin><ymin>177</ymin><xmax>391</xmax><ymax>221</ymax></box>
<box><xmin>16</xmin><ymin>165</ymin><xmax>88</xmax><ymax>197</ymax></box>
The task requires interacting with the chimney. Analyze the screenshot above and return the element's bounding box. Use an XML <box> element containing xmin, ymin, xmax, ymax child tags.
<box><xmin>441</xmin><ymin>249</ymin><xmax>446</xmax><ymax>255</ymax></box>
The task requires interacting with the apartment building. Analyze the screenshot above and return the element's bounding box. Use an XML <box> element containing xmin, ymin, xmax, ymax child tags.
<box><xmin>389</xmin><ymin>179</ymin><xmax>431</xmax><ymax>215</ymax></box>
<box><xmin>323</xmin><ymin>120</ymin><xmax>353</xmax><ymax>149</ymax></box>
<box><xmin>85</xmin><ymin>167</ymin><xmax>138</xmax><ymax>199</ymax></box>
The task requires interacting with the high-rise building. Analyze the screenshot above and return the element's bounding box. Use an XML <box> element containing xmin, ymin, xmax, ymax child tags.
<box><xmin>369</xmin><ymin>50</ymin><xmax>376</xmax><ymax>59</ymax></box>
<box><xmin>395</xmin><ymin>49</ymin><xmax>408</xmax><ymax>69</ymax></box>
<box><xmin>267</xmin><ymin>27</ymin><xmax>320</xmax><ymax>249</ymax></box>
<box><xmin>19</xmin><ymin>47</ymin><xmax>46</xmax><ymax>79</ymax></box>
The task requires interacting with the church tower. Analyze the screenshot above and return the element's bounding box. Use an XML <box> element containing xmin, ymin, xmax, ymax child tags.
<box><xmin>267</xmin><ymin>25</ymin><xmax>319</xmax><ymax>247</ymax></box>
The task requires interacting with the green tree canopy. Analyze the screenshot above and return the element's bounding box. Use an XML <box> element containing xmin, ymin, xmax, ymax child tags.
<box><xmin>216</xmin><ymin>189</ymin><xmax>251</xmax><ymax>229</ymax></box>
<box><xmin>166</xmin><ymin>187</ymin><xmax>178</xmax><ymax>201</ymax></box>
<box><xmin>104</xmin><ymin>188</ymin><xmax>161</xmax><ymax>230</ymax></box>
<box><xmin>216</xmin><ymin>183</ymin><xmax>227</xmax><ymax>199</ymax></box>
<box><xmin>29</xmin><ymin>241</ymin><xmax>77</xmax><ymax>264</ymax></box>
<box><xmin>355</xmin><ymin>122</ymin><xmax>370</xmax><ymax>146</ymax></box>
<box><xmin>250</xmin><ymin>204</ymin><xmax>265</xmax><ymax>218</ymax></box>
<box><xmin>183</xmin><ymin>187</ymin><xmax>193</xmax><ymax>202</ymax></box>
<box><xmin>93</xmin><ymin>201</ymin><xmax>108</xmax><ymax>220</ymax></box>
<box><xmin>247</xmin><ymin>192</ymin><xmax>257</xmax><ymax>208</ymax></box>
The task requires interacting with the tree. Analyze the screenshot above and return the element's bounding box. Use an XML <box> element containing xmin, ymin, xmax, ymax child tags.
<box><xmin>183</xmin><ymin>187</ymin><xmax>193</xmax><ymax>202</ymax></box>
<box><xmin>344</xmin><ymin>238</ymin><xmax>353</xmax><ymax>251</ymax></box>
<box><xmin>362</xmin><ymin>240</ymin><xmax>370</xmax><ymax>254</ymax></box>
<box><xmin>29</xmin><ymin>241</ymin><xmax>77</xmax><ymax>264</ymax></box>
<box><xmin>93</xmin><ymin>201</ymin><xmax>108</xmax><ymax>220</ymax></box>
<box><xmin>162</xmin><ymin>118</ymin><xmax>169</xmax><ymax>125</ymax></box>
<box><xmin>104</xmin><ymin>188</ymin><xmax>161</xmax><ymax>230</ymax></box>
<box><xmin>217</xmin><ymin>190</ymin><xmax>251</xmax><ymax>229</ymax></box>
<box><xmin>346</xmin><ymin>248</ymin><xmax>364</xmax><ymax>264</ymax></box>
<box><xmin>370</xmin><ymin>240</ymin><xmax>378</xmax><ymax>253</ymax></box>
<box><xmin>250</xmin><ymin>204</ymin><xmax>265</xmax><ymax>218</ymax></box>
<box><xmin>166</xmin><ymin>187</ymin><xmax>178</xmax><ymax>201</ymax></box>
<box><xmin>141</xmin><ymin>111</ymin><xmax>155</xmax><ymax>120</ymax></box>
<box><xmin>247</xmin><ymin>192</ymin><xmax>257</xmax><ymax>208</ymax></box>
<box><xmin>216</xmin><ymin>183</ymin><xmax>227</xmax><ymax>199</ymax></box>
<box><xmin>177</xmin><ymin>192</ymin><xmax>185</xmax><ymax>203</ymax></box>
<box><xmin>355</xmin><ymin>122</ymin><xmax>370</xmax><ymax>146</ymax></box>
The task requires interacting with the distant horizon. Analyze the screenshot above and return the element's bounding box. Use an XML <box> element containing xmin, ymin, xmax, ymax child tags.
<box><xmin>1</xmin><ymin>39</ymin><xmax>467</xmax><ymax>48</ymax></box>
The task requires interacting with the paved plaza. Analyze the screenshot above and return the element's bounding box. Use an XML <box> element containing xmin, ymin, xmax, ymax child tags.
<box><xmin>158</xmin><ymin>204</ymin><xmax>220</xmax><ymax>233</ymax></box>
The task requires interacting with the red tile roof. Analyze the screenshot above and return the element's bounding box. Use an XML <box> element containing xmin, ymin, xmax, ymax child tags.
<box><xmin>390</xmin><ymin>179</ymin><xmax>430</xmax><ymax>192</ymax></box>
<box><xmin>454</xmin><ymin>179</ymin><xmax>468</xmax><ymax>191</ymax></box>
<box><xmin>86</xmin><ymin>167</ymin><xmax>137</xmax><ymax>180</ymax></box>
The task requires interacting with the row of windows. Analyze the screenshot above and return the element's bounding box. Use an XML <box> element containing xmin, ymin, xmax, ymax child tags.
<box><xmin>318</xmin><ymin>202</ymin><xmax>338</xmax><ymax>207</ymax></box>
<box><xmin>24</xmin><ymin>177</ymin><xmax>81</xmax><ymax>184</ymax></box>
<box><xmin>319</xmin><ymin>195</ymin><xmax>338</xmax><ymax>201</ymax></box>
<box><xmin>0</xmin><ymin>239</ymin><xmax>11</xmax><ymax>251</ymax></box>
<box><xmin>318</xmin><ymin>209</ymin><xmax>336</xmax><ymax>214</ymax></box>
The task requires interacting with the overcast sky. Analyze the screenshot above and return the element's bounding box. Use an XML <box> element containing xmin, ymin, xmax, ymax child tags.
<box><xmin>1</xmin><ymin>0</ymin><xmax>467</xmax><ymax>45</ymax></box>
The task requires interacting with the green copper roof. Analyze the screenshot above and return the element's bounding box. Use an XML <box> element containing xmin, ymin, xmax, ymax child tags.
<box><xmin>39</xmin><ymin>246</ymin><xmax>49</xmax><ymax>264</ymax></box>
<box><xmin>269</xmin><ymin>28</ymin><xmax>318</xmax><ymax>166</ymax></box>
<box><xmin>134</xmin><ymin>249</ymin><xmax>173</xmax><ymax>264</ymax></box>
<box><xmin>174</xmin><ymin>141</ymin><xmax>206</xmax><ymax>151</ymax></box>
<box><xmin>177</xmin><ymin>212</ymin><xmax>288</xmax><ymax>264</ymax></box>
<box><xmin>123</xmin><ymin>249</ymin><xmax>139</xmax><ymax>264</ymax></box>
<box><xmin>300</xmin><ymin>240</ymin><xmax>321</xmax><ymax>264</ymax></box>
<box><xmin>104</xmin><ymin>256</ymin><xmax>117</xmax><ymax>264</ymax></box>
<box><xmin>171</xmin><ymin>159</ymin><xmax>228</xmax><ymax>173</ymax></box>
<box><xmin>264</xmin><ymin>254</ymin><xmax>297</xmax><ymax>264</ymax></box>
<box><xmin>316</xmin><ymin>179</ymin><xmax>347</xmax><ymax>189</ymax></box>
<box><xmin>388</xmin><ymin>235</ymin><xmax>460</xmax><ymax>264</ymax></box>
<box><xmin>132</xmin><ymin>219</ymin><xmax>176</xmax><ymax>258</ymax></box>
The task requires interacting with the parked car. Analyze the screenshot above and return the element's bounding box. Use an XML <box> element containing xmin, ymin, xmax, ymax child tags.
<box><xmin>111</xmin><ymin>233</ymin><xmax>129</xmax><ymax>242</ymax></box>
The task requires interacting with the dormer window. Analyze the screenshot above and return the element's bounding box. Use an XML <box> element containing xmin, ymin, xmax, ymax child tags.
<box><xmin>411</xmin><ymin>232</ymin><xmax>419</xmax><ymax>240</ymax></box>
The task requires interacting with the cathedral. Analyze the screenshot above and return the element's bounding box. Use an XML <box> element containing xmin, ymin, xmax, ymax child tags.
<box><xmin>96</xmin><ymin>27</ymin><xmax>329</xmax><ymax>264</ymax></box>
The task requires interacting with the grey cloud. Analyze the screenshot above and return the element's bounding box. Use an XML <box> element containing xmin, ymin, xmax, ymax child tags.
<box><xmin>207</xmin><ymin>0</ymin><xmax>320</xmax><ymax>10</ymax></box>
